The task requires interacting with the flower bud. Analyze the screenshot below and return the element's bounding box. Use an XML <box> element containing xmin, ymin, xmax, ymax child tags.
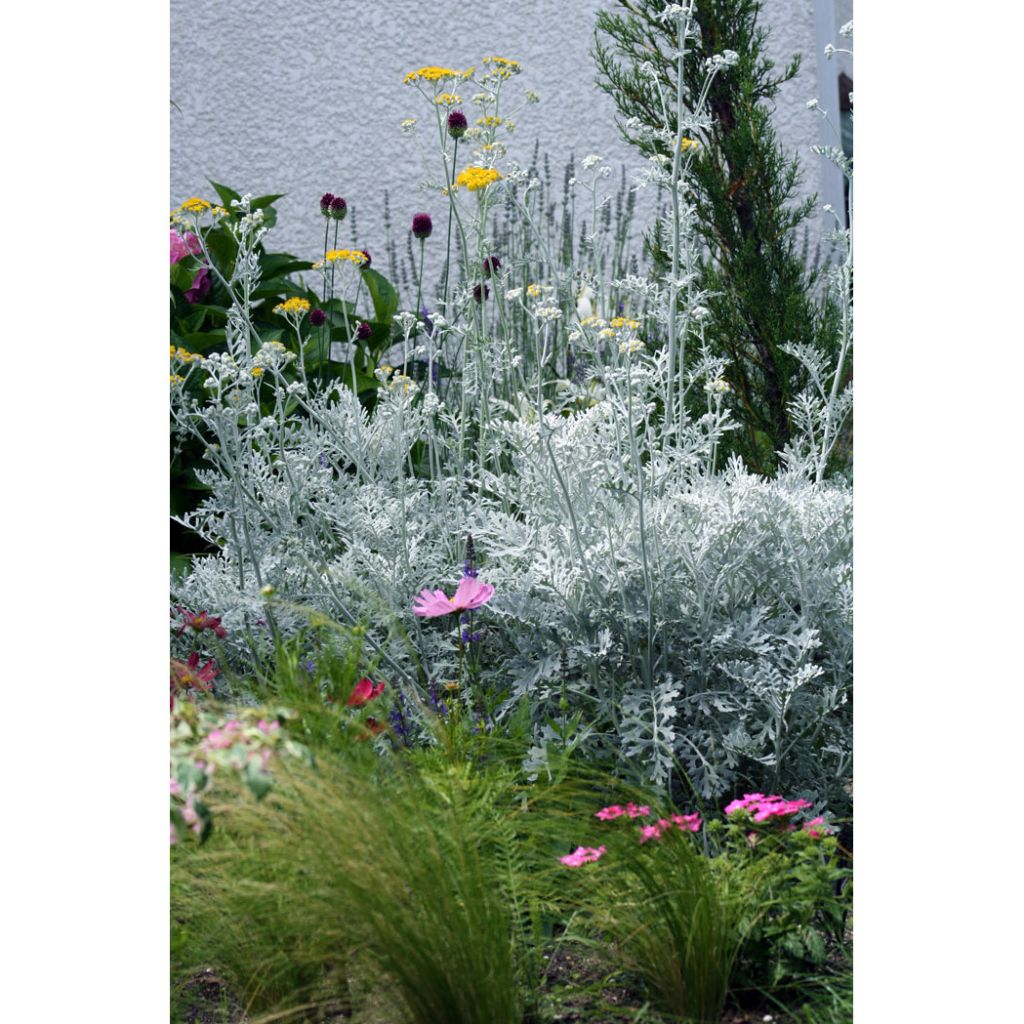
<box><xmin>320</xmin><ymin>192</ymin><xmax>334</xmax><ymax>216</ymax></box>
<box><xmin>447</xmin><ymin>110</ymin><xmax>468</xmax><ymax>139</ymax></box>
<box><xmin>329</xmin><ymin>196</ymin><xmax>348</xmax><ymax>220</ymax></box>
<box><xmin>412</xmin><ymin>213</ymin><xmax>433</xmax><ymax>239</ymax></box>
<box><xmin>309</xmin><ymin>308</ymin><xmax>327</xmax><ymax>327</ymax></box>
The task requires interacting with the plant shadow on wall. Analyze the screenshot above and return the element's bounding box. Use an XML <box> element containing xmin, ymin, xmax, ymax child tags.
<box><xmin>170</xmin><ymin>4</ymin><xmax>853</xmax><ymax>1021</ymax></box>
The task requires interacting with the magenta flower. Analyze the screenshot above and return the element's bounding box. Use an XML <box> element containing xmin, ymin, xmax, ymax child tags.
<box><xmin>412</xmin><ymin>576</ymin><xmax>495</xmax><ymax>617</ymax></box>
<box><xmin>170</xmin><ymin>229</ymin><xmax>202</xmax><ymax>265</ymax></box>
<box><xmin>347</xmin><ymin>677</ymin><xmax>385</xmax><ymax>707</ymax></box>
<box><xmin>175</xmin><ymin>607</ymin><xmax>228</xmax><ymax>639</ymax></box>
<box><xmin>803</xmin><ymin>816</ymin><xmax>830</xmax><ymax>838</ymax></box>
<box><xmin>724</xmin><ymin>793</ymin><xmax>768</xmax><ymax>816</ymax></box>
<box><xmin>625</xmin><ymin>802</ymin><xmax>650</xmax><ymax>818</ymax></box>
<box><xmin>559</xmin><ymin>845</ymin><xmax>606</xmax><ymax>867</ymax></box>
<box><xmin>596</xmin><ymin>805</ymin><xmax>626</xmax><ymax>821</ymax></box>
<box><xmin>671</xmin><ymin>812</ymin><xmax>702</xmax><ymax>833</ymax></box>
<box><xmin>185</xmin><ymin>267</ymin><xmax>211</xmax><ymax>304</ymax></box>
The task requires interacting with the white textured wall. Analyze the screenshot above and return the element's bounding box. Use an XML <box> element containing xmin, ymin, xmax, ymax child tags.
<box><xmin>171</xmin><ymin>0</ymin><xmax>838</xmax><ymax>277</ymax></box>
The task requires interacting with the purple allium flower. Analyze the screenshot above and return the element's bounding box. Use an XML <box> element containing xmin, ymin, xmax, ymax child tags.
<box><xmin>355</xmin><ymin>321</ymin><xmax>372</xmax><ymax>341</ymax></box>
<box><xmin>320</xmin><ymin>192</ymin><xmax>335</xmax><ymax>216</ymax></box>
<box><xmin>482</xmin><ymin>255</ymin><xmax>501</xmax><ymax>278</ymax></box>
<box><xmin>447</xmin><ymin>110</ymin><xmax>468</xmax><ymax>139</ymax></box>
<box><xmin>412</xmin><ymin>212</ymin><xmax>433</xmax><ymax>240</ymax></box>
<box><xmin>473</xmin><ymin>283</ymin><xmax>490</xmax><ymax>303</ymax></box>
<box><xmin>329</xmin><ymin>196</ymin><xmax>347</xmax><ymax>220</ymax></box>
<box><xmin>309</xmin><ymin>308</ymin><xmax>327</xmax><ymax>327</ymax></box>
<box><xmin>358</xmin><ymin>249</ymin><xmax>371</xmax><ymax>269</ymax></box>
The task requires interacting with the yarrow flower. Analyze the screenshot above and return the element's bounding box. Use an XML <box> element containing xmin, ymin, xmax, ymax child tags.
<box><xmin>434</xmin><ymin>92</ymin><xmax>462</xmax><ymax>106</ymax></box>
<box><xmin>273</xmin><ymin>296</ymin><xmax>311</xmax><ymax>317</ymax></box>
<box><xmin>315</xmin><ymin>249</ymin><xmax>368</xmax><ymax>269</ymax></box>
<box><xmin>455</xmin><ymin>166</ymin><xmax>503</xmax><ymax>191</ymax></box>
<box><xmin>346</xmin><ymin>677</ymin><xmax>385</xmax><ymax>707</ymax></box>
<box><xmin>411</xmin><ymin>212</ymin><xmax>433</xmax><ymax>239</ymax></box>
<box><xmin>176</xmin><ymin>197</ymin><xmax>212</xmax><ymax>215</ymax></box>
<box><xmin>412</xmin><ymin>576</ymin><xmax>495</xmax><ymax>617</ymax></box>
<box><xmin>680</xmin><ymin>137</ymin><xmax>701</xmax><ymax>152</ymax></box>
<box><xmin>403</xmin><ymin>65</ymin><xmax>470</xmax><ymax>84</ymax></box>
<box><xmin>447</xmin><ymin>110</ymin><xmax>468</xmax><ymax>138</ymax></box>
<box><xmin>559</xmin><ymin>845</ymin><xmax>606</xmax><ymax>868</ymax></box>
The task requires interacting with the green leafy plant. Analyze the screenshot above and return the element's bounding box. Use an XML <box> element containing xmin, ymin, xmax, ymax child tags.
<box><xmin>594</xmin><ymin>0</ymin><xmax>841</xmax><ymax>474</ymax></box>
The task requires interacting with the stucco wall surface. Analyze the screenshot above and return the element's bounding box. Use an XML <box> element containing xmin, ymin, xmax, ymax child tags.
<box><xmin>171</xmin><ymin>0</ymin><xmax>837</xmax><ymax>280</ymax></box>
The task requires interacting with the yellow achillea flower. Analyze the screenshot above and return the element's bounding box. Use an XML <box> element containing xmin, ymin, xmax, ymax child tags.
<box><xmin>404</xmin><ymin>66</ymin><xmax>471</xmax><ymax>84</ymax></box>
<box><xmin>526</xmin><ymin>283</ymin><xmax>543</xmax><ymax>299</ymax></box>
<box><xmin>170</xmin><ymin>374</ymin><xmax>185</xmax><ymax>386</ymax></box>
<box><xmin>481</xmin><ymin>56</ymin><xmax>521</xmax><ymax>79</ymax></box>
<box><xmin>476</xmin><ymin>115</ymin><xmax>503</xmax><ymax>127</ymax></box>
<box><xmin>171</xmin><ymin>345</ymin><xmax>200</xmax><ymax>363</ymax></box>
<box><xmin>273</xmin><ymin>296</ymin><xmax>312</xmax><ymax>316</ymax></box>
<box><xmin>434</xmin><ymin>93</ymin><xmax>462</xmax><ymax>105</ymax></box>
<box><xmin>314</xmin><ymin>249</ymin><xmax>368</xmax><ymax>269</ymax></box>
<box><xmin>177</xmin><ymin>197</ymin><xmax>212</xmax><ymax>214</ymax></box>
<box><xmin>610</xmin><ymin>316</ymin><xmax>640</xmax><ymax>330</ymax></box>
<box><xmin>680</xmin><ymin>137</ymin><xmax>701</xmax><ymax>153</ymax></box>
<box><xmin>252</xmin><ymin>367</ymin><xmax>265</xmax><ymax>378</ymax></box>
<box><xmin>455</xmin><ymin>166</ymin><xmax>503</xmax><ymax>191</ymax></box>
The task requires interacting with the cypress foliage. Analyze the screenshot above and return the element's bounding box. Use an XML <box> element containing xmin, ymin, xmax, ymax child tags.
<box><xmin>594</xmin><ymin>0</ymin><xmax>835</xmax><ymax>473</ymax></box>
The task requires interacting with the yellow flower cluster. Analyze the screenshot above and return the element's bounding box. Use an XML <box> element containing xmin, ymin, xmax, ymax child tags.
<box><xmin>273</xmin><ymin>296</ymin><xmax>312</xmax><ymax>316</ymax></box>
<box><xmin>680</xmin><ymin>137</ymin><xmax>701</xmax><ymax>153</ymax></box>
<box><xmin>619</xmin><ymin>338</ymin><xmax>644</xmax><ymax>356</ymax></box>
<box><xmin>170</xmin><ymin>345</ymin><xmax>201</xmax><ymax>363</ymax></box>
<box><xmin>176</xmin><ymin>197</ymin><xmax>212</xmax><ymax>214</ymax></box>
<box><xmin>481</xmin><ymin>56</ymin><xmax>521</xmax><ymax>79</ymax></box>
<box><xmin>314</xmin><ymin>249</ymin><xmax>368</xmax><ymax>269</ymax></box>
<box><xmin>455</xmin><ymin>166</ymin><xmax>503</xmax><ymax>191</ymax></box>
<box><xmin>170</xmin><ymin>373</ymin><xmax>185</xmax><ymax>386</ymax></box>
<box><xmin>404</xmin><ymin>66</ymin><xmax>472</xmax><ymax>84</ymax></box>
<box><xmin>476</xmin><ymin>115</ymin><xmax>503</xmax><ymax>127</ymax></box>
<box><xmin>434</xmin><ymin>93</ymin><xmax>462</xmax><ymax>105</ymax></box>
<box><xmin>579</xmin><ymin>315</ymin><xmax>605</xmax><ymax>328</ymax></box>
<box><xmin>251</xmin><ymin>367</ymin><xmax>265</xmax><ymax>378</ymax></box>
<box><xmin>609</xmin><ymin>316</ymin><xmax>640</xmax><ymax>330</ymax></box>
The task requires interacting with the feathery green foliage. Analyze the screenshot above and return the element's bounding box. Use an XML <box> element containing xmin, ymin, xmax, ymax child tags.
<box><xmin>594</xmin><ymin>0</ymin><xmax>837</xmax><ymax>473</ymax></box>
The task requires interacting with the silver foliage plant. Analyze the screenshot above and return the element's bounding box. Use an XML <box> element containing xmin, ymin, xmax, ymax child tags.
<box><xmin>170</xmin><ymin>8</ymin><xmax>852</xmax><ymax>812</ymax></box>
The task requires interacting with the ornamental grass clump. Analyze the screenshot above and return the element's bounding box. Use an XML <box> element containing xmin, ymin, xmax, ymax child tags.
<box><xmin>172</xmin><ymin>750</ymin><xmax>530</xmax><ymax>1024</ymax></box>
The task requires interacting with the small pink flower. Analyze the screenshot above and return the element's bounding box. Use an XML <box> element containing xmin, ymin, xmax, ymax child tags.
<box><xmin>256</xmin><ymin>718</ymin><xmax>279</xmax><ymax>735</ymax></box>
<box><xmin>724</xmin><ymin>793</ymin><xmax>768</xmax><ymax>816</ymax></box>
<box><xmin>803</xmin><ymin>816</ymin><xmax>830</xmax><ymax>838</ymax></box>
<box><xmin>559</xmin><ymin>845</ymin><xmax>606</xmax><ymax>867</ymax></box>
<box><xmin>596</xmin><ymin>805</ymin><xmax>625</xmax><ymax>821</ymax></box>
<box><xmin>639</xmin><ymin>823</ymin><xmax>665</xmax><ymax>844</ymax></box>
<box><xmin>170</xmin><ymin>777</ymin><xmax>181</xmax><ymax>795</ymax></box>
<box><xmin>347</xmin><ymin>678</ymin><xmax>385</xmax><ymax>707</ymax></box>
<box><xmin>412</xmin><ymin>576</ymin><xmax>495</xmax><ymax>617</ymax></box>
<box><xmin>625</xmin><ymin>803</ymin><xmax>650</xmax><ymax>818</ymax></box>
<box><xmin>671</xmin><ymin>813</ymin><xmax>702</xmax><ymax>833</ymax></box>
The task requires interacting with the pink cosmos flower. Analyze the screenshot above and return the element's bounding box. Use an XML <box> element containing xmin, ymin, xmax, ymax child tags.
<box><xmin>412</xmin><ymin>575</ymin><xmax>495</xmax><ymax>617</ymax></box>
<box><xmin>559</xmin><ymin>845</ymin><xmax>606</xmax><ymax>867</ymax></box>
<box><xmin>596</xmin><ymin>805</ymin><xmax>626</xmax><ymax>821</ymax></box>
<box><xmin>347</xmin><ymin>678</ymin><xmax>385</xmax><ymax>707</ymax></box>
<box><xmin>170</xmin><ymin>229</ymin><xmax>202</xmax><ymax>265</ymax></box>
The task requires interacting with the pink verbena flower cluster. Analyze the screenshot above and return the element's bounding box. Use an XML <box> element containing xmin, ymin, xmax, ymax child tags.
<box><xmin>595</xmin><ymin>802</ymin><xmax>650</xmax><ymax>820</ymax></box>
<box><xmin>724</xmin><ymin>793</ymin><xmax>812</xmax><ymax>824</ymax></box>
<box><xmin>639</xmin><ymin>813</ymin><xmax>703</xmax><ymax>844</ymax></box>
<box><xmin>560</xmin><ymin>845</ymin><xmax>606</xmax><ymax>867</ymax></box>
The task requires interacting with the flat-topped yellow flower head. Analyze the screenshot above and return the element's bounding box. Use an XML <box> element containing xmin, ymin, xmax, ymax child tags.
<box><xmin>455</xmin><ymin>166</ymin><xmax>503</xmax><ymax>191</ymax></box>
<box><xmin>404</xmin><ymin>66</ymin><xmax>472</xmax><ymax>84</ymax></box>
